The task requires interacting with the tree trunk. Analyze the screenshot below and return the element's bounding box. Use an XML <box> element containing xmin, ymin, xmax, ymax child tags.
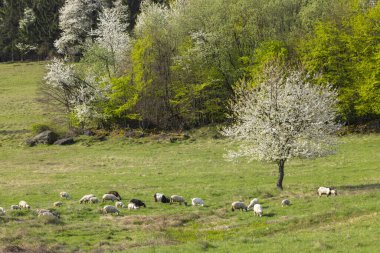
<box><xmin>276</xmin><ymin>159</ymin><xmax>286</xmax><ymax>190</ymax></box>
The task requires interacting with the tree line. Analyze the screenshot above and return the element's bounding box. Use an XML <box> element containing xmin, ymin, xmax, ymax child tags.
<box><xmin>0</xmin><ymin>0</ymin><xmax>169</xmax><ymax>61</ymax></box>
<box><xmin>2</xmin><ymin>0</ymin><xmax>379</xmax><ymax>129</ymax></box>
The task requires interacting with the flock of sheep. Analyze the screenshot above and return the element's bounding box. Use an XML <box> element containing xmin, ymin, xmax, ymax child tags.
<box><xmin>0</xmin><ymin>187</ymin><xmax>337</xmax><ymax>219</ymax></box>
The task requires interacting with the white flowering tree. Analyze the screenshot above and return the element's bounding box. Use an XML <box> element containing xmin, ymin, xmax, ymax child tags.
<box><xmin>93</xmin><ymin>0</ymin><xmax>130</xmax><ymax>76</ymax></box>
<box><xmin>46</xmin><ymin>1</ymin><xmax>130</xmax><ymax>128</ymax></box>
<box><xmin>44</xmin><ymin>58</ymin><xmax>103</xmax><ymax>128</ymax></box>
<box><xmin>54</xmin><ymin>0</ymin><xmax>102</xmax><ymax>57</ymax></box>
<box><xmin>222</xmin><ymin>66</ymin><xmax>340</xmax><ymax>190</ymax></box>
<box><xmin>44</xmin><ymin>58</ymin><xmax>78</xmax><ymax>112</ymax></box>
<box><xmin>17</xmin><ymin>8</ymin><xmax>37</xmax><ymax>61</ymax></box>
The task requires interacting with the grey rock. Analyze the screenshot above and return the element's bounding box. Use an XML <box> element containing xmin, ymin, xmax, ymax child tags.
<box><xmin>26</xmin><ymin>130</ymin><xmax>58</xmax><ymax>146</ymax></box>
<box><xmin>54</xmin><ymin>138</ymin><xmax>75</xmax><ymax>145</ymax></box>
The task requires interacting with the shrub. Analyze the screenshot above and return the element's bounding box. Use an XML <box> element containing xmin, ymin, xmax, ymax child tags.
<box><xmin>31</xmin><ymin>123</ymin><xmax>52</xmax><ymax>134</ymax></box>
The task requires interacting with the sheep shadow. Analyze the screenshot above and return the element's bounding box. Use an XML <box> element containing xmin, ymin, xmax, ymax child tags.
<box><xmin>338</xmin><ymin>183</ymin><xmax>380</xmax><ymax>191</ymax></box>
<box><xmin>263</xmin><ymin>212</ymin><xmax>275</xmax><ymax>217</ymax></box>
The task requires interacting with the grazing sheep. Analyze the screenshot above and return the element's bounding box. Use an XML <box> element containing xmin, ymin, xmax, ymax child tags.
<box><xmin>103</xmin><ymin>205</ymin><xmax>120</xmax><ymax>215</ymax></box>
<box><xmin>161</xmin><ymin>195</ymin><xmax>170</xmax><ymax>203</ymax></box>
<box><xmin>19</xmin><ymin>201</ymin><xmax>30</xmax><ymax>209</ymax></box>
<box><xmin>107</xmin><ymin>191</ymin><xmax>122</xmax><ymax>200</ymax></box>
<box><xmin>0</xmin><ymin>207</ymin><xmax>5</xmax><ymax>215</ymax></box>
<box><xmin>129</xmin><ymin>199</ymin><xmax>146</xmax><ymax>208</ymax></box>
<box><xmin>153</xmin><ymin>193</ymin><xmax>170</xmax><ymax>203</ymax></box>
<box><xmin>191</xmin><ymin>198</ymin><xmax>205</xmax><ymax>206</ymax></box>
<box><xmin>102</xmin><ymin>194</ymin><xmax>121</xmax><ymax>202</ymax></box>
<box><xmin>253</xmin><ymin>204</ymin><xmax>263</xmax><ymax>217</ymax></box>
<box><xmin>170</xmin><ymin>195</ymin><xmax>188</xmax><ymax>206</ymax></box>
<box><xmin>247</xmin><ymin>198</ymin><xmax>259</xmax><ymax>210</ymax></box>
<box><xmin>39</xmin><ymin>211</ymin><xmax>56</xmax><ymax>218</ymax></box>
<box><xmin>231</xmin><ymin>201</ymin><xmax>247</xmax><ymax>211</ymax></box>
<box><xmin>154</xmin><ymin>193</ymin><xmax>170</xmax><ymax>203</ymax></box>
<box><xmin>60</xmin><ymin>192</ymin><xmax>70</xmax><ymax>199</ymax></box>
<box><xmin>317</xmin><ymin>187</ymin><xmax>338</xmax><ymax>197</ymax></box>
<box><xmin>36</xmin><ymin>209</ymin><xmax>51</xmax><ymax>215</ymax></box>
<box><xmin>281</xmin><ymin>199</ymin><xmax>291</xmax><ymax>206</ymax></box>
<box><xmin>115</xmin><ymin>201</ymin><xmax>126</xmax><ymax>208</ymax></box>
<box><xmin>11</xmin><ymin>205</ymin><xmax>20</xmax><ymax>210</ymax></box>
<box><xmin>54</xmin><ymin>202</ymin><xmax>63</xmax><ymax>207</ymax></box>
<box><xmin>154</xmin><ymin>193</ymin><xmax>163</xmax><ymax>202</ymax></box>
<box><xmin>79</xmin><ymin>194</ymin><xmax>95</xmax><ymax>204</ymax></box>
<box><xmin>38</xmin><ymin>209</ymin><xmax>59</xmax><ymax>219</ymax></box>
<box><xmin>89</xmin><ymin>197</ymin><xmax>99</xmax><ymax>204</ymax></box>
<box><xmin>127</xmin><ymin>203</ymin><xmax>139</xmax><ymax>210</ymax></box>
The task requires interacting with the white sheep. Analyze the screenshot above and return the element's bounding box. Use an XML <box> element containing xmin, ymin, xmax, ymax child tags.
<box><xmin>0</xmin><ymin>207</ymin><xmax>5</xmax><ymax>215</ymax></box>
<box><xmin>103</xmin><ymin>205</ymin><xmax>120</xmax><ymax>215</ymax></box>
<box><xmin>11</xmin><ymin>205</ymin><xmax>20</xmax><ymax>210</ymax></box>
<box><xmin>191</xmin><ymin>198</ymin><xmax>205</xmax><ymax>206</ymax></box>
<box><xmin>127</xmin><ymin>203</ymin><xmax>139</xmax><ymax>210</ymax></box>
<box><xmin>317</xmin><ymin>187</ymin><xmax>338</xmax><ymax>197</ymax></box>
<box><xmin>170</xmin><ymin>195</ymin><xmax>188</xmax><ymax>205</ymax></box>
<box><xmin>247</xmin><ymin>198</ymin><xmax>259</xmax><ymax>210</ymax></box>
<box><xmin>37</xmin><ymin>209</ymin><xmax>59</xmax><ymax>219</ymax></box>
<box><xmin>39</xmin><ymin>211</ymin><xmax>56</xmax><ymax>218</ymax></box>
<box><xmin>115</xmin><ymin>201</ymin><xmax>126</xmax><ymax>208</ymax></box>
<box><xmin>281</xmin><ymin>199</ymin><xmax>291</xmax><ymax>206</ymax></box>
<box><xmin>19</xmin><ymin>200</ymin><xmax>30</xmax><ymax>209</ymax></box>
<box><xmin>253</xmin><ymin>204</ymin><xmax>263</xmax><ymax>217</ymax></box>
<box><xmin>102</xmin><ymin>194</ymin><xmax>120</xmax><ymax>202</ymax></box>
<box><xmin>54</xmin><ymin>202</ymin><xmax>63</xmax><ymax>207</ymax></box>
<box><xmin>60</xmin><ymin>192</ymin><xmax>70</xmax><ymax>199</ymax></box>
<box><xmin>36</xmin><ymin>209</ymin><xmax>51</xmax><ymax>215</ymax></box>
<box><xmin>231</xmin><ymin>201</ymin><xmax>248</xmax><ymax>211</ymax></box>
<box><xmin>154</xmin><ymin>193</ymin><xmax>164</xmax><ymax>202</ymax></box>
<box><xmin>79</xmin><ymin>194</ymin><xmax>95</xmax><ymax>204</ymax></box>
<box><xmin>89</xmin><ymin>197</ymin><xmax>99</xmax><ymax>204</ymax></box>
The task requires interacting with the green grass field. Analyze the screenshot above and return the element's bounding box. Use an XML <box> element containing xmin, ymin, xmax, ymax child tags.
<box><xmin>0</xmin><ymin>62</ymin><xmax>379</xmax><ymax>253</ymax></box>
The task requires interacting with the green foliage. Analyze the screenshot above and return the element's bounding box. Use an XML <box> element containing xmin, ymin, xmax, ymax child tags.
<box><xmin>105</xmin><ymin>75</ymin><xmax>142</xmax><ymax>122</ymax></box>
<box><xmin>0</xmin><ymin>0</ymin><xmax>64</xmax><ymax>61</ymax></box>
<box><xmin>247</xmin><ymin>40</ymin><xmax>289</xmax><ymax>84</ymax></box>
<box><xmin>299</xmin><ymin>1</ymin><xmax>380</xmax><ymax>123</ymax></box>
<box><xmin>31</xmin><ymin>123</ymin><xmax>51</xmax><ymax>134</ymax></box>
<box><xmin>3</xmin><ymin>0</ymin><xmax>378</xmax><ymax>128</ymax></box>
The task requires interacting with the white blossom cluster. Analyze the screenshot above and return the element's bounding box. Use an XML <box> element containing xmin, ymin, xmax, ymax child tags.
<box><xmin>45</xmin><ymin>58</ymin><xmax>103</xmax><ymax>125</ymax></box>
<box><xmin>135</xmin><ymin>1</ymin><xmax>170</xmax><ymax>36</ymax></box>
<box><xmin>54</xmin><ymin>0</ymin><xmax>101</xmax><ymax>56</ymax></box>
<box><xmin>19</xmin><ymin>8</ymin><xmax>36</xmax><ymax>30</ymax></box>
<box><xmin>223</xmin><ymin>67</ymin><xmax>340</xmax><ymax>163</ymax></box>
<box><xmin>95</xmin><ymin>1</ymin><xmax>130</xmax><ymax>68</ymax></box>
<box><xmin>45</xmin><ymin>58</ymin><xmax>76</xmax><ymax>89</ymax></box>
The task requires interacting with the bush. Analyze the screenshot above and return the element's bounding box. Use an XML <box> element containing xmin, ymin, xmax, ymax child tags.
<box><xmin>31</xmin><ymin>123</ymin><xmax>52</xmax><ymax>134</ymax></box>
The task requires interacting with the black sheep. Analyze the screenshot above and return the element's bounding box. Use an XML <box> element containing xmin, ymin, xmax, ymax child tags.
<box><xmin>130</xmin><ymin>199</ymin><xmax>146</xmax><ymax>208</ymax></box>
<box><xmin>161</xmin><ymin>195</ymin><xmax>170</xmax><ymax>203</ymax></box>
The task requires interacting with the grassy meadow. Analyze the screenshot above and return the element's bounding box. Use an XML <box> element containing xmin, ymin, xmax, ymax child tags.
<box><xmin>0</xmin><ymin>62</ymin><xmax>379</xmax><ymax>252</ymax></box>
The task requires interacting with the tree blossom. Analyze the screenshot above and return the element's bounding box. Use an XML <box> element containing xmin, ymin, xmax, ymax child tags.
<box><xmin>54</xmin><ymin>0</ymin><xmax>101</xmax><ymax>57</ymax></box>
<box><xmin>222</xmin><ymin>65</ymin><xmax>340</xmax><ymax>190</ymax></box>
<box><xmin>95</xmin><ymin>1</ymin><xmax>130</xmax><ymax>73</ymax></box>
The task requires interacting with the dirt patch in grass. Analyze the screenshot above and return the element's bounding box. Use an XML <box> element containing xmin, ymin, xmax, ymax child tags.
<box><xmin>1</xmin><ymin>245</ymin><xmax>57</xmax><ymax>253</ymax></box>
<box><xmin>120</xmin><ymin>213</ymin><xmax>201</xmax><ymax>231</ymax></box>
